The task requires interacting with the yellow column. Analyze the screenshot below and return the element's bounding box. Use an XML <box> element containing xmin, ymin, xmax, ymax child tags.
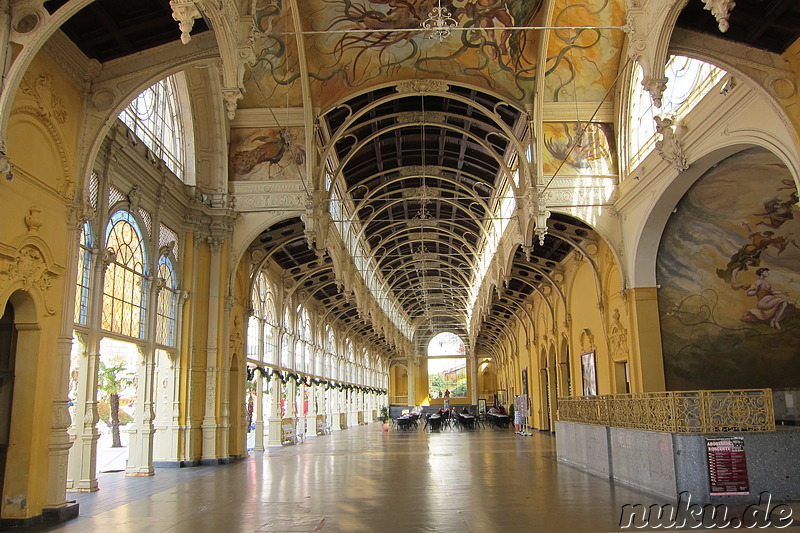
<box><xmin>625</xmin><ymin>287</ymin><xmax>666</xmax><ymax>392</ymax></box>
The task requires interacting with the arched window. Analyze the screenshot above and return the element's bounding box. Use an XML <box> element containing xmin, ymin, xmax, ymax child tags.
<box><xmin>103</xmin><ymin>211</ymin><xmax>147</xmax><ymax>339</ymax></box>
<box><xmin>297</xmin><ymin>306</ymin><xmax>311</xmax><ymax>373</ymax></box>
<box><xmin>281</xmin><ymin>333</ymin><xmax>292</xmax><ymax>368</ymax></box>
<box><xmin>120</xmin><ymin>75</ymin><xmax>190</xmax><ymax>182</ymax></box>
<box><xmin>74</xmin><ymin>222</ymin><xmax>92</xmax><ymax>326</ymax></box>
<box><xmin>248</xmin><ymin>272</ymin><xmax>266</xmax><ymax>360</ymax></box>
<box><xmin>263</xmin><ymin>285</ymin><xmax>277</xmax><ymax>365</ymax></box>
<box><xmin>325</xmin><ymin>325</ymin><xmax>335</xmax><ymax>378</ymax></box>
<box><xmin>156</xmin><ymin>255</ymin><xmax>178</xmax><ymax>347</ymax></box>
<box><xmin>628</xmin><ymin>56</ymin><xmax>726</xmax><ymax>170</ymax></box>
<box><xmin>427</xmin><ymin>332</ymin><xmax>467</xmax><ymax>398</ymax></box>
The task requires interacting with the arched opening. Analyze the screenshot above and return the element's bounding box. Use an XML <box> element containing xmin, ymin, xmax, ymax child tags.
<box><xmin>0</xmin><ymin>301</ymin><xmax>17</xmax><ymax>502</ymax></box>
<box><xmin>0</xmin><ymin>290</ymin><xmax>41</xmax><ymax>515</ymax></box>
<box><xmin>546</xmin><ymin>345</ymin><xmax>558</xmax><ymax>433</ymax></box>
<box><xmin>426</xmin><ymin>332</ymin><xmax>468</xmax><ymax>401</ymax></box>
<box><xmin>390</xmin><ymin>364</ymin><xmax>408</xmax><ymax>405</ymax></box>
<box><xmin>538</xmin><ymin>347</ymin><xmax>549</xmax><ymax>431</ymax></box>
<box><xmin>559</xmin><ymin>336</ymin><xmax>571</xmax><ymax>397</ymax></box>
<box><xmin>477</xmin><ymin>360</ymin><xmax>498</xmax><ymax>404</ymax></box>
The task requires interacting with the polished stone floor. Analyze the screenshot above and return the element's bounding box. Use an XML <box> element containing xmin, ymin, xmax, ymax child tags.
<box><xmin>27</xmin><ymin>424</ymin><xmax>800</xmax><ymax>532</ymax></box>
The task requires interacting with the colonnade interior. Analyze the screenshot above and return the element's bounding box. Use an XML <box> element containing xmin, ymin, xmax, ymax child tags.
<box><xmin>1</xmin><ymin>0</ymin><xmax>799</xmax><ymax>526</ymax></box>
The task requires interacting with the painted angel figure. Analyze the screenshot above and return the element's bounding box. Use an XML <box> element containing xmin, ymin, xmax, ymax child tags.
<box><xmin>740</xmin><ymin>268</ymin><xmax>796</xmax><ymax>330</ymax></box>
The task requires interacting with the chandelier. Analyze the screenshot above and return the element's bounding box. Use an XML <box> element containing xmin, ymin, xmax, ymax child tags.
<box><xmin>421</xmin><ymin>0</ymin><xmax>457</xmax><ymax>42</ymax></box>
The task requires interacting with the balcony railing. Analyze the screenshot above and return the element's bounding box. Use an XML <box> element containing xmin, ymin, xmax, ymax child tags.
<box><xmin>389</xmin><ymin>395</ymin><xmax>409</xmax><ymax>405</ymax></box>
<box><xmin>557</xmin><ymin>389</ymin><xmax>774</xmax><ymax>433</ymax></box>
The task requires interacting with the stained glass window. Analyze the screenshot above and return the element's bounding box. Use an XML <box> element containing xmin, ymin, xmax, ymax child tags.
<box><xmin>119</xmin><ymin>75</ymin><xmax>187</xmax><ymax>180</ymax></box>
<box><xmin>103</xmin><ymin>211</ymin><xmax>147</xmax><ymax>339</ymax></box>
<box><xmin>156</xmin><ymin>255</ymin><xmax>178</xmax><ymax>347</ymax></box>
<box><xmin>74</xmin><ymin>222</ymin><xmax>92</xmax><ymax>325</ymax></box>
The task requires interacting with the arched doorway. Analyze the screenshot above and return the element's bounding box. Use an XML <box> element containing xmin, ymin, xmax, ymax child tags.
<box><xmin>547</xmin><ymin>345</ymin><xmax>558</xmax><ymax>433</ymax></box>
<box><xmin>0</xmin><ymin>301</ymin><xmax>17</xmax><ymax>501</ymax></box>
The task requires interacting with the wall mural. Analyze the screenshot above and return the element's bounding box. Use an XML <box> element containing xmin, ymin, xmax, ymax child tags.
<box><xmin>229</xmin><ymin>127</ymin><xmax>307</xmax><ymax>181</ymax></box>
<box><xmin>303</xmin><ymin>0</ymin><xmax>545</xmax><ymax>107</ymax></box>
<box><xmin>657</xmin><ymin>147</ymin><xmax>800</xmax><ymax>391</ymax></box>
<box><xmin>543</xmin><ymin>0</ymin><xmax>626</xmax><ymax>102</ymax></box>
<box><xmin>541</xmin><ymin>121</ymin><xmax>616</xmax><ymax>176</ymax></box>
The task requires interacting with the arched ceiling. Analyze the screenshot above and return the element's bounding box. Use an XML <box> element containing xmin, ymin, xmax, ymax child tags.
<box><xmin>41</xmin><ymin>0</ymin><xmax>800</xmax><ymax>361</ymax></box>
<box><xmin>249</xmin><ymin>217</ymin><xmax>401</xmax><ymax>353</ymax></box>
<box><xmin>319</xmin><ymin>83</ymin><xmax>526</xmax><ymax>342</ymax></box>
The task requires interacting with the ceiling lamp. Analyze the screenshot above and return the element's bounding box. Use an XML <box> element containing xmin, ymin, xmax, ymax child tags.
<box><xmin>422</xmin><ymin>0</ymin><xmax>457</xmax><ymax>42</ymax></box>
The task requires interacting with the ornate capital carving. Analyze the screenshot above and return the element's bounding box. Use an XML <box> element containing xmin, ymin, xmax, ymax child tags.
<box><xmin>170</xmin><ymin>0</ymin><xmax>203</xmax><ymax>44</ymax></box>
<box><xmin>97</xmin><ymin>247</ymin><xmax>117</xmax><ymax>270</ymax></box>
<box><xmin>654</xmin><ymin>115</ymin><xmax>688</xmax><ymax>172</ymax></box>
<box><xmin>208</xmin><ymin>236</ymin><xmax>225</xmax><ymax>253</ymax></box>
<box><xmin>701</xmin><ymin>0</ymin><xmax>735</xmax><ymax>33</ymax></box>
<box><xmin>396</xmin><ymin>80</ymin><xmax>449</xmax><ymax>94</ymax></box>
<box><xmin>222</xmin><ymin>87</ymin><xmax>244</xmax><ymax>120</ymax></box>
<box><xmin>0</xmin><ymin>244</ymin><xmax>59</xmax><ymax>314</ymax></box>
<box><xmin>642</xmin><ymin>77</ymin><xmax>669</xmax><ymax>108</ymax></box>
<box><xmin>128</xmin><ymin>184</ymin><xmax>142</xmax><ymax>212</ymax></box>
<box><xmin>51</xmin><ymin>401</ymin><xmax>72</xmax><ymax>431</ymax></box>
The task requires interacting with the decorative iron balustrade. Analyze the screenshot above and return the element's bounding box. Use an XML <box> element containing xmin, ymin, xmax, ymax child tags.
<box><xmin>557</xmin><ymin>389</ymin><xmax>775</xmax><ymax>433</ymax></box>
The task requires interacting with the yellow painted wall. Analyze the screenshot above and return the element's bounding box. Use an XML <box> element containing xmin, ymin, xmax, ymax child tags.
<box><xmin>0</xmin><ymin>51</ymin><xmax>84</xmax><ymax>519</ymax></box>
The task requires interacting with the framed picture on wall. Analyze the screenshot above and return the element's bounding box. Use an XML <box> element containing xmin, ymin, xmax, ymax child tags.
<box><xmin>478</xmin><ymin>398</ymin><xmax>487</xmax><ymax>414</ymax></box>
<box><xmin>581</xmin><ymin>351</ymin><xmax>597</xmax><ymax>396</ymax></box>
<box><xmin>522</xmin><ymin>367</ymin><xmax>529</xmax><ymax>396</ymax></box>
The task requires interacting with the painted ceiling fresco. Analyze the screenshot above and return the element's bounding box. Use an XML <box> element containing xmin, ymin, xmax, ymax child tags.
<box><xmin>241</xmin><ymin>0</ymin><xmax>304</xmax><ymax>108</ymax></box>
<box><xmin>657</xmin><ymin>147</ymin><xmax>800</xmax><ymax>391</ymax></box>
<box><xmin>241</xmin><ymin>0</ymin><xmax>626</xmax><ymax>110</ymax></box>
<box><xmin>543</xmin><ymin>0</ymin><xmax>626</xmax><ymax>102</ymax></box>
<box><xmin>541</xmin><ymin>122</ymin><xmax>617</xmax><ymax>176</ymax></box>
<box><xmin>303</xmin><ymin>0</ymin><xmax>545</xmax><ymax>107</ymax></box>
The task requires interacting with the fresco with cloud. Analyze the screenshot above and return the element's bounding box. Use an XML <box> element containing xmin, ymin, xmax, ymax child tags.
<box><xmin>657</xmin><ymin>147</ymin><xmax>800</xmax><ymax>390</ymax></box>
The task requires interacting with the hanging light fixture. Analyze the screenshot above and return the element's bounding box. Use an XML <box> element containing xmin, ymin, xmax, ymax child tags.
<box><xmin>422</xmin><ymin>0</ymin><xmax>457</xmax><ymax>42</ymax></box>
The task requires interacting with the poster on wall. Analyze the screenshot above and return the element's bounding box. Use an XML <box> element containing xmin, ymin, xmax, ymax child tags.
<box><xmin>706</xmin><ymin>437</ymin><xmax>750</xmax><ymax>495</ymax></box>
<box><xmin>581</xmin><ymin>351</ymin><xmax>597</xmax><ymax>396</ymax></box>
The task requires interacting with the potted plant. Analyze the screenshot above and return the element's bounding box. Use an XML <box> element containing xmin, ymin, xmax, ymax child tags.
<box><xmin>380</xmin><ymin>405</ymin><xmax>391</xmax><ymax>431</ymax></box>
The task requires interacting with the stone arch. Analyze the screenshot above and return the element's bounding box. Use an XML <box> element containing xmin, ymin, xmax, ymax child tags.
<box><xmin>631</xmin><ymin>143</ymin><xmax>798</xmax><ymax>287</ymax></box>
<box><xmin>0</xmin><ymin>290</ymin><xmax>47</xmax><ymax>518</ymax></box>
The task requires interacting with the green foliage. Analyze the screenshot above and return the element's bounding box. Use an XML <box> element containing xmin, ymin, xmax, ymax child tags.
<box><xmin>451</xmin><ymin>381</ymin><xmax>467</xmax><ymax>397</ymax></box>
<box><xmin>97</xmin><ymin>360</ymin><xmax>134</xmax><ymax>396</ymax></box>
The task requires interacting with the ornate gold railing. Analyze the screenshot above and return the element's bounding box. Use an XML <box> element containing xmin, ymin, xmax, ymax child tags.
<box><xmin>557</xmin><ymin>389</ymin><xmax>775</xmax><ymax>433</ymax></box>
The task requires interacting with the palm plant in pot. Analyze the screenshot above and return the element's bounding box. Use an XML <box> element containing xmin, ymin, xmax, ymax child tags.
<box><xmin>380</xmin><ymin>405</ymin><xmax>391</xmax><ymax>431</ymax></box>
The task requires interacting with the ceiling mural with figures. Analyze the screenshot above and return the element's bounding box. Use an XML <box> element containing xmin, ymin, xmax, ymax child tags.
<box><xmin>240</xmin><ymin>0</ymin><xmax>627</xmax><ymax>110</ymax></box>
